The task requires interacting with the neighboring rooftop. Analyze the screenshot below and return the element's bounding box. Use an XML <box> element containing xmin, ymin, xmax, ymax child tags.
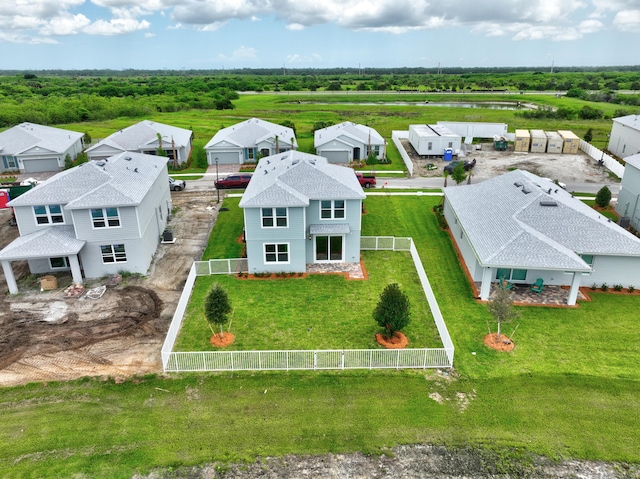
<box><xmin>205</xmin><ymin>118</ymin><xmax>297</xmax><ymax>149</ymax></box>
<box><xmin>613</xmin><ymin>114</ymin><xmax>640</xmax><ymax>131</ymax></box>
<box><xmin>0</xmin><ymin>122</ymin><xmax>83</xmax><ymax>155</ymax></box>
<box><xmin>9</xmin><ymin>152</ymin><xmax>168</xmax><ymax>209</ymax></box>
<box><xmin>444</xmin><ymin>169</ymin><xmax>640</xmax><ymax>271</ymax></box>
<box><xmin>315</xmin><ymin>121</ymin><xmax>384</xmax><ymax>145</ymax></box>
<box><xmin>239</xmin><ymin>151</ymin><xmax>365</xmax><ymax>208</ymax></box>
<box><xmin>410</xmin><ymin>124</ymin><xmax>459</xmax><ymax>138</ymax></box>
<box><xmin>85</xmin><ymin>120</ymin><xmax>191</xmax><ymax>153</ymax></box>
<box><xmin>624</xmin><ymin>152</ymin><xmax>640</xmax><ymax>170</ymax></box>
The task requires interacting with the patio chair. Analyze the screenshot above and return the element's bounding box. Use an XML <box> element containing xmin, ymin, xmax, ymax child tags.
<box><xmin>498</xmin><ymin>276</ymin><xmax>514</xmax><ymax>290</ymax></box>
<box><xmin>531</xmin><ymin>278</ymin><xmax>544</xmax><ymax>293</ymax></box>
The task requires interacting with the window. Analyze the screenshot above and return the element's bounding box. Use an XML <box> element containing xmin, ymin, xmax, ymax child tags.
<box><xmin>91</xmin><ymin>208</ymin><xmax>120</xmax><ymax>228</ymax></box>
<box><xmin>264</xmin><ymin>243</ymin><xmax>289</xmax><ymax>263</ymax></box>
<box><xmin>428</xmin><ymin>142</ymin><xmax>433</xmax><ymax>151</ymax></box>
<box><xmin>100</xmin><ymin>244</ymin><xmax>126</xmax><ymax>263</ymax></box>
<box><xmin>496</xmin><ymin>268</ymin><xmax>527</xmax><ymax>281</ymax></box>
<box><xmin>261</xmin><ymin>207</ymin><xmax>287</xmax><ymax>227</ymax></box>
<box><xmin>581</xmin><ymin>255</ymin><xmax>594</xmax><ymax>266</ymax></box>
<box><xmin>448</xmin><ymin>142</ymin><xmax>453</xmax><ymax>148</ymax></box>
<box><xmin>49</xmin><ymin>257</ymin><xmax>69</xmax><ymax>269</ymax></box>
<box><xmin>320</xmin><ymin>200</ymin><xmax>345</xmax><ymax>219</ymax></box>
<box><xmin>34</xmin><ymin>205</ymin><xmax>64</xmax><ymax>225</ymax></box>
<box><xmin>2</xmin><ymin>155</ymin><xmax>17</xmax><ymax>169</ymax></box>
<box><xmin>246</xmin><ymin>148</ymin><xmax>255</xmax><ymax>160</ymax></box>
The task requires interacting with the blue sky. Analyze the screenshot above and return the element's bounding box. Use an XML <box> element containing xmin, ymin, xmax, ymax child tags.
<box><xmin>1</xmin><ymin>0</ymin><xmax>638</xmax><ymax>70</ymax></box>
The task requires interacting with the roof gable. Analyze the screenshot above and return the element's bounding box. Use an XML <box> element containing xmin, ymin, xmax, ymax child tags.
<box><xmin>0</xmin><ymin>122</ymin><xmax>82</xmax><ymax>156</ymax></box>
<box><xmin>315</xmin><ymin>122</ymin><xmax>384</xmax><ymax>148</ymax></box>
<box><xmin>86</xmin><ymin>120</ymin><xmax>191</xmax><ymax>154</ymax></box>
<box><xmin>205</xmin><ymin>118</ymin><xmax>297</xmax><ymax>150</ymax></box>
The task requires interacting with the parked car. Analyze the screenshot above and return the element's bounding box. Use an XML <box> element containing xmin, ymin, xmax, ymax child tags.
<box><xmin>169</xmin><ymin>177</ymin><xmax>186</xmax><ymax>191</ymax></box>
<box><xmin>444</xmin><ymin>159</ymin><xmax>476</xmax><ymax>174</ymax></box>
<box><xmin>215</xmin><ymin>173</ymin><xmax>253</xmax><ymax>189</ymax></box>
<box><xmin>355</xmin><ymin>172</ymin><xmax>376</xmax><ymax>188</ymax></box>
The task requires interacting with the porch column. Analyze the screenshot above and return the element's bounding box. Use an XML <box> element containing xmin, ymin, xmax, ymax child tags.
<box><xmin>479</xmin><ymin>267</ymin><xmax>493</xmax><ymax>300</ymax></box>
<box><xmin>567</xmin><ymin>272</ymin><xmax>582</xmax><ymax>306</ymax></box>
<box><xmin>2</xmin><ymin>260</ymin><xmax>19</xmax><ymax>294</ymax></box>
<box><xmin>68</xmin><ymin>255</ymin><xmax>83</xmax><ymax>285</ymax></box>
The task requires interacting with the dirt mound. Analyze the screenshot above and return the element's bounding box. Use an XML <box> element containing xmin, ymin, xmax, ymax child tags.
<box><xmin>0</xmin><ymin>286</ymin><xmax>163</xmax><ymax>370</ymax></box>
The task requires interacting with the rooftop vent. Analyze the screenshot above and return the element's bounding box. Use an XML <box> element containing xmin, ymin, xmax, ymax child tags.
<box><xmin>540</xmin><ymin>201</ymin><xmax>557</xmax><ymax>207</ymax></box>
<box><xmin>514</xmin><ymin>181</ymin><xmax>522</xmax><ymax>187</ymax></box>
<box><xmin>124</xmin><ymin>156</ymin><xmax>132</xmax><ymax>161</ymax></box>
<box><xmin>134</xmin><ymin>167</ymin><xmax>138</xmax><ymax>173</ymax></box>
<box><xmin>263</xmin><ymin>170</ymin><xmax>268</xmax><ymax>175</ymax></box>
<box><xmin>96</xmin><ymin>161</ymin><xmax>105</xmax><ymax>167</ymax></box>
<box><xmin>522</xmin><ymin>187</ymin><xmax>531</xmax><ymax>194</ymax></box>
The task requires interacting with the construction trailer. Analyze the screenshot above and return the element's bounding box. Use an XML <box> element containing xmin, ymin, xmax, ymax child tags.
<box><xmin>437</xmin><ymin>121</ymin><xmax>508</xmax><ymax>140</ymax></box>
<box><xmin>408</xmin><ymin>124</ymin><xmax>462</xmax><ymax>157</ymax></box>
<box><xmin>530</xmin><ymin>130</ymin><xmax>547</xmax><ymax>153</ymax></box>
<box><xmin>545</xmin><ymin>131</ymin><xmax>563</xmax><ymax>153</ymax></box>
<box><xmin>558</xmin><ymin>130</ymin><xmax>580</xmax><ymax>154</ymax></box>
<box><xmin>514</xmin><ymin>129</ymin><xmax>530</xmax><ymax>152</ymax></box>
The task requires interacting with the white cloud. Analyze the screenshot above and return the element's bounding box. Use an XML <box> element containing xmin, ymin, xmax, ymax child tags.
<box><xmin>286</xmin><ymin>53</ymin><xmax>322</xmax><ymax>63</ymax></box>
<box><xmin>613</xmin><ymin>9</ymin><xmax>640</xmax><ymax>31</ymax></box>
<box><xmin>286</xmin><ymin>23</ymin><xmax>305</xmax><ymax>30</ymax></box>
<box><xmin>145</xmin><ymin>31</ymin><xmax>155</xmax><ymax>37</ymax></box>
<box><xmin>86</xmin><ymin>17</ymin><xmax>150</xmax><ymax>35</ymax></box>
<box><xmin>217</xmin><ymin>45</ymin><xmax>258</xmax><ymax>62</ymax></box>
<box><xmin>40</xmin><ymin>13</ymin><xmax>91</xmax><ymax>35</ymax></box>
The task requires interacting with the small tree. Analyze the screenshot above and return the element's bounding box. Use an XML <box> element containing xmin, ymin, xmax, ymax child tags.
<box><xmin>595</xmin><ymin>185</ymin><xmax>612</xmax><ymax>208</ymax></box>
<box><xmin>583</xmin><ymin>128</ymin><xmax>593</xmax><ymax>143</ymax></box>
<box><xmin>365</xmin><ymin>151</ymin><xmax>377</xmax><ymax>173</ymax></box>
<box><xmin>443</xmin><ymin>170</ymin><xmax>449</xmax><ymax>188</ymax></box>
<box><xmin>373</xmin><ymin>283</ymin><xmax>411</xmax><ymax>338</ymax></box>
<box><xmin>451</xmin><ymin>161</ymin><xmax>467</xmax><ymax>185</ymax></box>
<box><xmin>204</xmin><ymin>284</ymin><xmax>232</xmax><ymax>338</ymax></box>
<box><xmin>83</xmin><ymin>131</ymin><xmax>92</xmax><ymax>145</ymax></box>
<box><xmin>487</xmin><ymin>286</ymin><xmax>520</xmax><ymax>341</ymax></box>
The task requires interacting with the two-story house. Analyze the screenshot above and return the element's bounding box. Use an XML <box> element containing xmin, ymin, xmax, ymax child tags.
<box><xmin>0</xmin><ymin>152</ymin><xmax>172</xmax><ymax>294</ymax></box>
<box><xmin>0</xmin><ymin>122</ymin><xmax>84</xmax><ymax>173</ymax></box>
<box><xmin>238</xmin><ymin>152</ymin><xmax>366</xmax><ymax>274</ymax></box>
<box><xmin>314</xmin><ymin>122</ymin><xmax>386</xmax><ymax>164</ymax></box>
<box><xmin>205</xmin><ymin>118</ymin><xmax>297</xmax><ymax>165</ymax></box>
<box><xmin>86</xmin><ymin>120</ymin><xmax>193</xmax><ymax>165</ymax></box>
<box><xmin>616</xmin><ymin>153</ymin><xmax>640</xmax><ymax>230</ymax></box>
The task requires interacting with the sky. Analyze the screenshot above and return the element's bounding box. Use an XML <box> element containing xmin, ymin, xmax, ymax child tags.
<box><xmin>0</xmin><ymin>0</ymin><xmax>639</xmax><ymax>70</ymax></box>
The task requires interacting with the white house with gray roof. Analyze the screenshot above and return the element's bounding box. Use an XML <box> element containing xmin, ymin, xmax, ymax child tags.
<box><xmin>239</xmin><ymin>151</ymin><xmax>365</xmax><ymax>273</ymax></box>
<box><xmin>314</xmin><ymin>122</ymin><xmax>386</xmax><ymax>164</ymax></box>
<box><xmin>443</xmin><ymin>169</ymin><xmax>640</xmax><ymax>305</ymax></box>
<box><xmin>615</xmin><ymin>153</ymin><xmax>640</xmax><ymax>230</ymax></box>
<box><xmin>0</xmin><ymin>122</ymin><xmax>84</xmax><ymax>173</ymax></box>
<box><xmin>0</xmin><ymin>152</ymin><xmax>172</xmax><ymax>294</ymax></box>
<box><xmin>608</xmin><ymin>114</ymin><xmax>640</xmax><ymax>158</ymax></box>
<box><xmin>205</xmin><ymin>118</ymin><xmax>297</xmax><ymax>165</ymax></box>
<box><xmin>86</xmin><ymin>120</ymin><xmax>192</xmax><ymax>164</ymax></box>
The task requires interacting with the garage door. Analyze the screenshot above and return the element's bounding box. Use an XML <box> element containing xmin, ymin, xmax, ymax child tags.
<box><xmin>320</xmin><ymin>150</ymin><xmax>349</xmax><ymax>163</ymax></box>
<box><xmin>23</xmin><ymin>158</ymin><xmax>61</xmax><ymax>173</ymax></box>
<box><xmin>209</xmin><ymin>151</ymin><xmax>240</xmax><ymax>165</ymax></box>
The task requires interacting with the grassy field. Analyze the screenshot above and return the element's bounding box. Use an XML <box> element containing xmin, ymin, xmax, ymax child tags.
<box><xmin>1</xmin><ymin>95</ymin><xmax>638</xmax><ymax>477</ymax></box>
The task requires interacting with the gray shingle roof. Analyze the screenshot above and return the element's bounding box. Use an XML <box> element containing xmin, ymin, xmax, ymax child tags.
<box><xmin>444</xmin><ymin>170</ymin><xmax>640</xmax><ymax>271</ymax></box>
<box><xmin>0</xmin><ymin>226</ymin><xmax>85</xmax><ymax>261</ymax></box>
<box><xmin>613</xmin><ymin>114</ymin><xmax>640</xmax><ymax>132</ymax></box>
<box><xmin>314</xmin><ymin>122</ymin><xmax>384</xmax><ymax>147</ymax></box>
<box><xmin>8</xmin><ymin>151</ymin><xmax>168</xmax><ymax>209</ymax></box>
<box><xmin>0</xmin><ymin>122</ymin><xmax>83</xmax><ymax>155</ymax></box>
<box><xmin>624</xmin><ymin>153</ymin><xmax>640</xmax><ymax>170</ymax></box>
<box><xmin>205</xmin><ymin>118</ymin><xmax>297</xmax><ymax>149</ymax></box>
<box><xmin>86</xmin><ymin>120</ymin><xmax>191</xmax><ymax>153</ymax></box>
<box><xmin>239</xmin><ymin>152</ymin><xmax>365</xmax><ymax>208</ymax></box>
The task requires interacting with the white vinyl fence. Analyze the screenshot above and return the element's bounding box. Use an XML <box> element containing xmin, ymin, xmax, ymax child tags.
<box><xmin>580</xmin><ymin>140</ymin><xmax>625</xmax><ymax>178</ymax></box>
<box><xmin>392</xmin><ymin>130</ymin><xmax>413</xmax><ymax>176</ymax></box>
<box><xmin>195</xmin><ymin>258</ymin><xmax>248</xmax><ymax>275</ymax></box>
<box><xmin>161</xmin><ymin>236</ymin><xmax>454</xmax><ymax>372</ymax></box>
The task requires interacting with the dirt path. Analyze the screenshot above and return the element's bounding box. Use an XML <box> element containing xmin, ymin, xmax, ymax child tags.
<box><xmin>0</xmin><ymin>189</ymin><xmax>220</xmax><ymax>386</ymax></box>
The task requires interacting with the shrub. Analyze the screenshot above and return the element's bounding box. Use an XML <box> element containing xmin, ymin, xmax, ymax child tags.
<box><xmin>613</xmin><ymin>284</ymin><xmax>623</xmax><ymax>291</ymax></box>
<box><xmin>432</xmin><ymin>204</ymin><xmax>449</xmax><ymax>230</ymax></box>
<box><xmin>628</xmin><ymin>285</ymin><xmax>635</xmax><ymax>293</ymax></box>
<box><xmin>601</xmin><ymin>283</ymin><xmax>608</xmax><ymax>291</ymax></box>
<box><xmin>591</xmin><ymin>283</ymin><xmax>598</xmax><ymax>291</ymax></box>
<box><xmin>373</xmin><ymin>283</ymin><xmax>411</xmax><ymax>338</ymax></box>
<box><xmin>595</xmin><ymin>186</ymin><xmax>612</xmax><ymax>208</ymax></box>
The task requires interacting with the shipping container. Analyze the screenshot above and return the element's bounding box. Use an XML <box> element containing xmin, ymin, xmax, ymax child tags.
<box><xmin>514</xmin><ymin>129</ymin><xmax>530</xmax><ymax>152</ymax></box>
<box><xmin>558</xmin><ymin>130</ymin><xmax>580</xmax><ymax>154</ymax></box>
<box><xmin>530</xmin><ymin>129</ymin><xmax>547</xmax><ymax>153</ymax></box>
<box><xmin>545</xmin><ymin>131</ymin><xmax>563</xmax><ymax>153</ymax></box>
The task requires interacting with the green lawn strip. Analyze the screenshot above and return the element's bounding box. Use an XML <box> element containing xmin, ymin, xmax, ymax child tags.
<box><xmin>1</xmin><ymin>372</ymin><xmax>639</xmax><ymax>478</ymax></box>
<box><xmin>200</xmin><ymin>197</ymin><xmax>244</xmax><ymax>260</ymax></box>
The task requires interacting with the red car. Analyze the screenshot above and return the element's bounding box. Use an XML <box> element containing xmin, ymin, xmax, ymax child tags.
<box><xmin>214</xmin><ymin>174</ymin><xmax>253</xmax><ymax>189</ymax></box>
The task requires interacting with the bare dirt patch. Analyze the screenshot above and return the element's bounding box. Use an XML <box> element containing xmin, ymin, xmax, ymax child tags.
<box><xmin>375</xmin><ymin>331</ymin><xmax>409</xmax><ymax>349</ymax></box>
<box><xmin>0</xmin><ymin>189</ymin><xmax>220</xmax><ymax>386</ymax></box>
<box><xmin>483</xmin><ymin>332</ymin><xmax>515</xmax><ymax>352</ymax></box>
<box><xmin>402</xmin><ymin>139</ymin><xmax>615</xmax><ymax>185</ymax></box>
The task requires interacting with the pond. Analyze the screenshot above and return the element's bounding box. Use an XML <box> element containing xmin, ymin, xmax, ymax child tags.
<box><xmin>292</xmin><ymin>101</ymin><xmax>535</xmax><ymax>110</ymax></box>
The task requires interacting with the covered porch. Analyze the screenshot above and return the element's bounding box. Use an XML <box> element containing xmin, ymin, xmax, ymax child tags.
<box><xmin>0</xmin><ymin>226</ymin><xmax>85</xmax><ymax>294</ymax></box>
<box><xmin>477</xmin><ymin>281</ymin><xmax>589</xmax><ymax>306</ymax></box>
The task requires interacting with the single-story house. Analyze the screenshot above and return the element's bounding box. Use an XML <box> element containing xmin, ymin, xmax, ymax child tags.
<box><xmin>608</xmin><ymin>114</ymin><xmax>640</xmax><ymax>159</ymax></box>
<box><xmin>205</xmin><ymin>118</ymin><xmax>297</xmax><ymax>165</ymax></box>
<box><xmin>0</xmin><ymin>152</ymin><xmax>172</xmax><ymax>294</ymax></box>
<box><xmin>86</xmin><ymin>120</ymin><xmax>193</xmax><ymax>164</ymax></box>
<box><xmin>443</xmin><ymin>169</ymin><xmax>640</xmax><ymax>305</ymax></box>
<box><xmin>615</xmin><ymin>153</ymin><xmax>640</xmax><ymax>230</ymax></box>
<box><xmin>238</xmin><ymin>151</ymin><xmax>365</xmax><ymax>273</ymax></box>
<box><xmin>0</xmin><ymin>122</ymin><xmax>84</xmax><ymax>173</ymax></box>
<box><xmin>408</xmin><ymin>124</ymin><xmax>462</xmax><ymax>157</ymax></box>
<box><xmin>314</xmin><ymin>122</ymin><xmax>386</xmax><ymax>163</ymax></box>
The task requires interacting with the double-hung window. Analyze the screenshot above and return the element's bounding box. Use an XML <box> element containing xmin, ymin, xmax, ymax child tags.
<box><xmin>320</xmin><ymin>200</ymin><xmax>345</xmax><ymax>219</ymax></box>
<box><xmin>34</xmin><ymin>205</ymin><xmax>64</xmax><ymax>225</ymax></box>
<box><xmin>261</xmin><ymin>207</ymin><xmax>287</xmax><ymax>227</ymax></box>
<box><xmin>264</xmin><ymin>243</ymin><xmax>289</xmax><ymax>263</ymax></box>
<box><xmin>91</xmin><ymin>208</ymin><xmax>120</xmax><ymax>228</ymax></box>
<box><xmin>100</xmin><ymin>244</ymin><xmax>127</xmax><ymax>263</ymax></box>
<box><xmin>49</xmin><ymin>257</ymin><xmax>70</xmax><ymax>269</ymax></box>
<box><xmin>496</xmin><ymin>268</ymin><xmax>527</xmax><ymax>281</ymax></box>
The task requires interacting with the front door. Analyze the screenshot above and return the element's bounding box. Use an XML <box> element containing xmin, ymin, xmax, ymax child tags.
<box><xmin>315</xmin><ymin>235</ymin><xmax>344</xmax><ymax>262</ymax></box>
<box><xmin>353</xmin><ymin>147</ymin><xmax>361</xmax><ymax>160</ymax></box>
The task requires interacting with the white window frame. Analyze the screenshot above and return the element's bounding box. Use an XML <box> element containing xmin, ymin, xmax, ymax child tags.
<box><xmin>320</xmin><ymin>200</ymin><xmax>346</xmax><ymax>220</ymax></box>
<box><xmin>264</xmin><ymin>243</ymin><xmax>289</xmax><ymax>264</ymax></box>
<box><xmin>49</xmin><ymin>256</ymin><xmax>70</xmax><ymax>269</ymax></box>
<box><xmin>34</xmin><ymin>204</ymin><xmax>64</xmax><ymax>225</ymax></box>
<box><xmin>261</xmin><ymin>207</ymin><xmax>288</xmax><ymax>228</ymax></box>
<box><xmin>91</xmin><ymin>207</ymin><xmax>121</xmax><ymax>229</ymax></box>
<box><xmin>428</xmin><ymin>142</ymin><xmax>433</xmax><ymax>151</ymax></box>
<box><xmin>100</xmin><ymin>244</ymin><xmax>127</xmax><ymax>264</ymax></box>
